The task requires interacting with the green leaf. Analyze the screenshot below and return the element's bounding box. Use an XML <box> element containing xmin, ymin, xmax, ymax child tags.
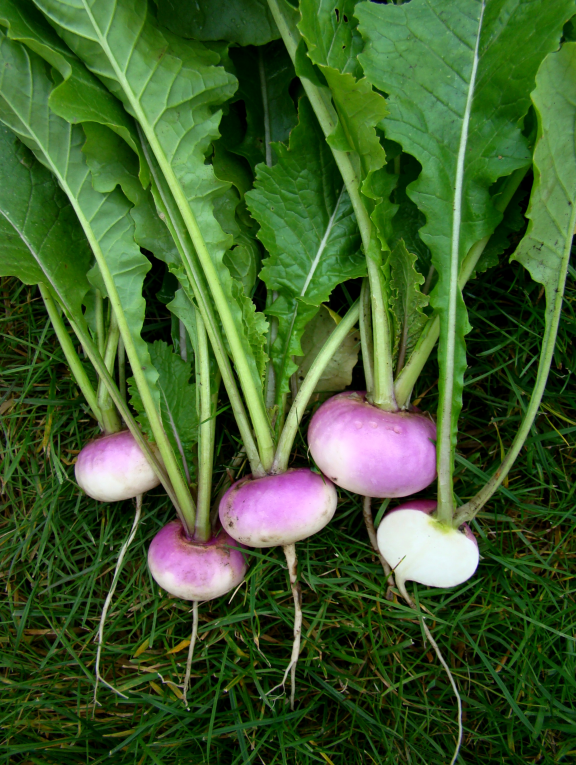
<box><xmin>223</xmin><ymin>242</ymin><xmax>260</xmax><ymax>298</ymax></box>
<box><xmin>246</xmin><ymin>97</ymin><xmax>364</xmax><ymax>400</ymax></box>
<box><xmin>387</xmin><ymin>240</ymin><xmax>429</xmax><ymax>373</ymax></box>
<box><xmin>512</xmin><ymin>43</ymin><xmax>576</xmax><ymax>303</ymax></box>
<box><xmin>294</xmin><ymin>305</ymin><xmax>360</xmax><ymax>395</ymax></box>
<box><xmin>33</xmin><ymin>0</ymin><xmax>269</xmax><ymax>405</ymax></box>
<box><xmin>298</xmin><ymin>0</ymin><xmax>363</xmax><ymax>79</ymax></box>
<box><xmin>0</xmin><ymin>125</ymin><xmax>91</xmax><ymax>315</ymax></box>
<box><xmin>298</xmin><ymin>0</ymin><xmax>396</xmax><ymax>252</ymax></box>
<box><xmin>455</xmin><ymin>42</ymin><xmax>576</xmax><ymax>523</ymax></box>
<box><xmin>0</xmin><ymin>31</ymin><xmax>159</xmax><ymax>402</ymax></box>
<box><xmin>167</xmin><ymin>286</ymin><xmax>220</xmax><ymax>397</ymax></box>
<box><xmin>154</xmin><ymin>0</ymin><xmax>280</xmax><ymax>47</ymax></box>
<box><xmin>474</xmin><ymin>184</ymin><xmax>528</xmax><ymax>277</ymax></box>
<box><xmin>0</xmin><ymin>0</ymin><xmax>147</xmax><ymax>184</ymax></box>
<box><xmin>81</xmin><ymin>122</ymin><xmax>147</xmax><ymax>207</ymax></box>
<box><xmin>129</xmin><ymin>340</ymin><xmax>198</xmax><ymax>476</ymax></box>
<box><xmin>228</xmin><ymin>42</ymin><xmax>297</xmax><ymax>171</ymax></box>
<box><xmin>388</xmin><ymin>153</ymin><xmax>431</xmax><ymax>279</ymax></box>
<box><xmin>357</xmin><ymin>0</ymin><xmax>574</xmax><ymax>513</ymax></box>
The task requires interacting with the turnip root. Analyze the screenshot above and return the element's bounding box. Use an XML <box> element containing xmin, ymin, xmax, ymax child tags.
<box><xmin>93</xmin><ymin>494</ymin><xmax>143</xmax><ymax>706</ymax></box>
<box><xmin>377</xmin><ymin>499</ymin><xmax>477</xmax><ymax>765</ymax></box>
<box><xmin>75</xmin><ymin>430</ymin><xmax>160</xmax><ymax>502</ymax></box>
<box><xmin>308</xmin><ymin>392</ymin><xmax>437</xmax><ymax>497</ymax></box>
<box><xmin>148</xmin><ymin>520</ymin><xmax>248</xmax><ymax>707</ymax></box>
<box><xmin>218</xmin><ymin>468</ymin><xmax>337</xmax><ymax>548</ymax></box>
<box><xmin>219</xmin><ymin>468</ymin><xmax>337</xmax><ymax>708</ymax></box>
<box><xmin>148</xmin><ymin>520</ymin><xmax>248</xmax><ymax>602</ymax></box>
<box><xmin>376</xmin><ymin>499</ymin><xmax>479</xmax><ymax>598</ymax></box>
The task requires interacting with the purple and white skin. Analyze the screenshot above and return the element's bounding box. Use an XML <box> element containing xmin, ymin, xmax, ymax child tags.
<box><xmin>147</xmin><ymin>518</ymin><xmax>249</xmax><ymax>709</ymax></box>
<box><xmin>376</xmin><ymin>499</ymin><xmax>479</xmax><ymax>599</ymax></box>
<box><xmin>75</xmin><ymin>430</ymin><xmax>160</xmax><ymax>502</ymax></box>
<box><xmin>219</xmin><ymin>467</ymin><xmax>338</xmax><ymax>709</ymax></box>
<box><xmin>148</xmin><ymin>520</ymin><xmax>248</xmax><ymax>601</ymax></box>
<box><xmin>219</xmin><ymin>468</ymin><xmax>337</xmax><ymax>548</ymax></box>
<box><xmin>308</xmin><ymin>391</ymin><xmax>437</xmax><ymax>498</ymax></box>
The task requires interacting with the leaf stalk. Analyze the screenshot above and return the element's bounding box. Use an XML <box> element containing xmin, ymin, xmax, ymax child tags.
<box><xmin>194</xmin><ymin>311</ymin><xmax>215</xmax><ymax>543</ymax></box>
<box><xmin>267</xmin><ymin>0</ymin><xmax>397</xmax><ymax>411</ymax></box>
<box><xmin>38</xmin><ymin>282</ymin><xmax>102</xmax><ymax>425</ymax></box>
<box><xmin>273</xmin><ymin>301</ymin><xmax>360</xmax><ymax>473</ymax></box>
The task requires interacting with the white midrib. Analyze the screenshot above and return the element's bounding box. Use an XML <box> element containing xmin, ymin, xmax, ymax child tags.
<box><xmin>438</xmin><ymin>0</ymin><xmax>486</xmax><ymax>510</ymax></box>
<box><xmin>278</xmin><ymin>185</ymin><xmax>346</xmax><ymax>380</ymax></box>
<box><xmin>301</xmin><ymin>185</ymin><xmax>345</xmax><ymax>298</ymax></box>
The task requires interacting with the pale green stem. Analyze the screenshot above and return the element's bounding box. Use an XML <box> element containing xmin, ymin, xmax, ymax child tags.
<box><xmin>394</xmin><ymin>166</ymin><xmax>530</xmax><ymax>409</ymax></box>
<box><xmin>117</xmin><ymin>336</ymin><xmax>126</xmax><ymax>402</ymax></box>
<box><xmin>394</xmin><ymin>314</ymin><xmax>440</xmax><ymax>409</ymax></box>
<box><xmin>454</xmin><ymin>216</ymin><xmax>574</xmax><ymax>526</ymax></box>
<box><xmin>38</xmin><ymin>283</ymin><xmax>101</xmax><ymax>424</ymax></box>
<box><xmin>359</xmin><ymin>277</ymin><xmax>374</xmax><ymax>396</ymax></box>
<box><xmin>273</xmin><ymin>301</ymin><xmax>360</xmax><ymax>473</ymax></box>
<box><xmin>264</xmin><ymin>290</ymin><xmax>278</xmax><ymax>412</ymax></box>
<box><xmin>126</xmin><ymin>126</ymin><xmax>273</xmax><ymax>472</ymax></box>
<box><xmin>267</xmin><ymin>0</ymin><xmax>396</xmax><ymax>411</ymax></box>
<box><xmin>96</xmin><ymin>310</ymin><xmax>121</xmax><ymax>434</ymax></box>
<box><xmin>65</xmin><ymin>315</ymin><xmax>184</xmax><ymax>519</ymax></box>
<box><xmin>95</xmin><ymin>288</ymin><xmax>105</xmax><ymax>357</ymax></box>
<box><xmin>61</xmin><ymin>195</ymin><xmax>196</xmax><ymax>531</ymax></box>
<box><xmin>194</xmin><ymin>312</ymin><xmax>215</xmax><ymax>543</ymax></box>
<box><xmin>367</xmin><ymin>248</ymin><xmax>397</xmax><ymax>410</ymax></box>
<box><xmin>138</xmin><ymin>129</ymin><xmax>265</xmax><ymax>477</ymax></box>
<box><xmin>259</xmin><ymin>44</ymin><xmax>279</xmax><ymax>413</ymax></box>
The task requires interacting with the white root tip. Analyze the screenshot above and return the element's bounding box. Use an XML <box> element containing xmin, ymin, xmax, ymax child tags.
<box><xmin>182</xmin><ymin>600</ymin><xmax>199</xmax><ymax>710</ymax></box>
<box><xmin>268</xmin><ymin>544</ymin><xmax>303</xmax><ymax>709</ymax></box>
<box><xmin>399</xmin><ymin>581</ymin><xmax>463</xmax><ymax>765</ymax></box>
<box><xmin>93</xmin><ymin>494</ymin><xmax>143</xmax><ymax>709</ymax></box>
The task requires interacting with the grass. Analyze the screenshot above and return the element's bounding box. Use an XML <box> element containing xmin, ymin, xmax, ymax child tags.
<box><xmin>1</xmin><ymin>247</ymin><xmax>575</xmax><ymax>765</ymax></box>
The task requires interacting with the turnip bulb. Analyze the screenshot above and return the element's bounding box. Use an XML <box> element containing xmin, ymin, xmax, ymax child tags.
<box><xmin>219</xmin><ymin>468</ymin><xmax>337</xmax><ymax>548</ymax></box>
<box><xmin>148</xmin><ymin>521</ymin><xmax>248</xmax><ymax>601</ymax></box>
<box><xmin>377</xmin><ymin>499</ymin><xmax>479</xmax><ymax>590</ymax></box>
<box><xmin>75</xmin><ymin>430</ymin><xmax>160</xmax><ymax>502</ymax></box>
<box><xmin>308</xmin><ymin>391</ymin><xmax>437</xmax><ymax>498</ymax></box>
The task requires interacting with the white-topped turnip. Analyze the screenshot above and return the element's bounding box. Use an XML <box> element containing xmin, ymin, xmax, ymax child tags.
<box><xmin>75</xmin><ymin>430</ymin><xmax>160</xmax><ymax>502</ymax></box>
<box><xmin>376</xmin><ymin>499</ymin><xmax>479</xmax><ymax>597</ymax></box>
<box><xmin>307</xmin><ymin>392</ymin><xmax>437</xmax><ymax>498</ymax></box>
<box><xmin>219</xmin><ymin>468</ymin><xmax>337</xmax><ymax>548</ymax></box>
<box><xmin>219</xmin><ymin>467</ymin><xmax>338</xmax><ymax>708</ymax></box>
<box><xmin>148</xmin><ymin>520</ymin><xmax>248</xmax><ymax>602</ymax></box>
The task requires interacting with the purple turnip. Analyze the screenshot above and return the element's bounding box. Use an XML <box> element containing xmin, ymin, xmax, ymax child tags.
<box><xmin>219</xmin><ymin>468</ymin><xmax>337</xmax><ymax>548</ymax></box>
<box><xmin>307</xmin><ymin>391</ymin><xmax>437</xmax><ymax>498</ymax></box>
<box><xmin>376</xmin><ymin>499</ymin><xmax>479</xmax><ymax>597</ymax></box>
<box><xmin>219</xmin><ymin>467</ymin><xmax>337</xmax><ymax>708</ymax></box>
<box><xmin>148</xmin><ymin>520</ymin><xmax>248</xmax><ymax>602</ymax></box>
<box><xmin>75</xmin><ymin>430</ymin><xmax>160</xmax><ymax>502</ymax></box>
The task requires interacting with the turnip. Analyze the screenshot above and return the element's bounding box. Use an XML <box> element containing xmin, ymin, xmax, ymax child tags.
<box><xmin>376</xmin><ymin>499</ymin><xmax>479</xmax><ymax>765</ymax></box>
<box><xmin>148</xmin><ymin>520</ymin><xmax>248</xmax><ymax>602</ymax></box>
<box><xmin>220</xmin><ymin>468</ymin><xmax>338</xmax><ymax>708</ymax></box>
<box><xmin>219</xmin><ymin>468</ymin><xmax>337</xmax><ymax>548</ymax></box>
<box><xmin>147</xmin><ymin>519</ymin><xmax>248</xmax><ymax>706</ymax></box>
<box><xmin>75</xmin><ymin>430</ymin><xmax>161</xmax><ymax>502</ymax></box>
<box><xmin>376</xmin><ymin>499</ymin><xmax>479</xmax><ymax>602</ymax></box>
<box><xmin>308</xmin><ymin>392</ymin><xmax>437</xmax><ymax>498</ymax></box>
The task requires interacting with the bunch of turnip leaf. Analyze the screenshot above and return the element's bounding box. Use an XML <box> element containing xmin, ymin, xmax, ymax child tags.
<box><xmin>0</xmin><ymin>0</ymin><xmax>574</xmax><ymax>748</ymax></box>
